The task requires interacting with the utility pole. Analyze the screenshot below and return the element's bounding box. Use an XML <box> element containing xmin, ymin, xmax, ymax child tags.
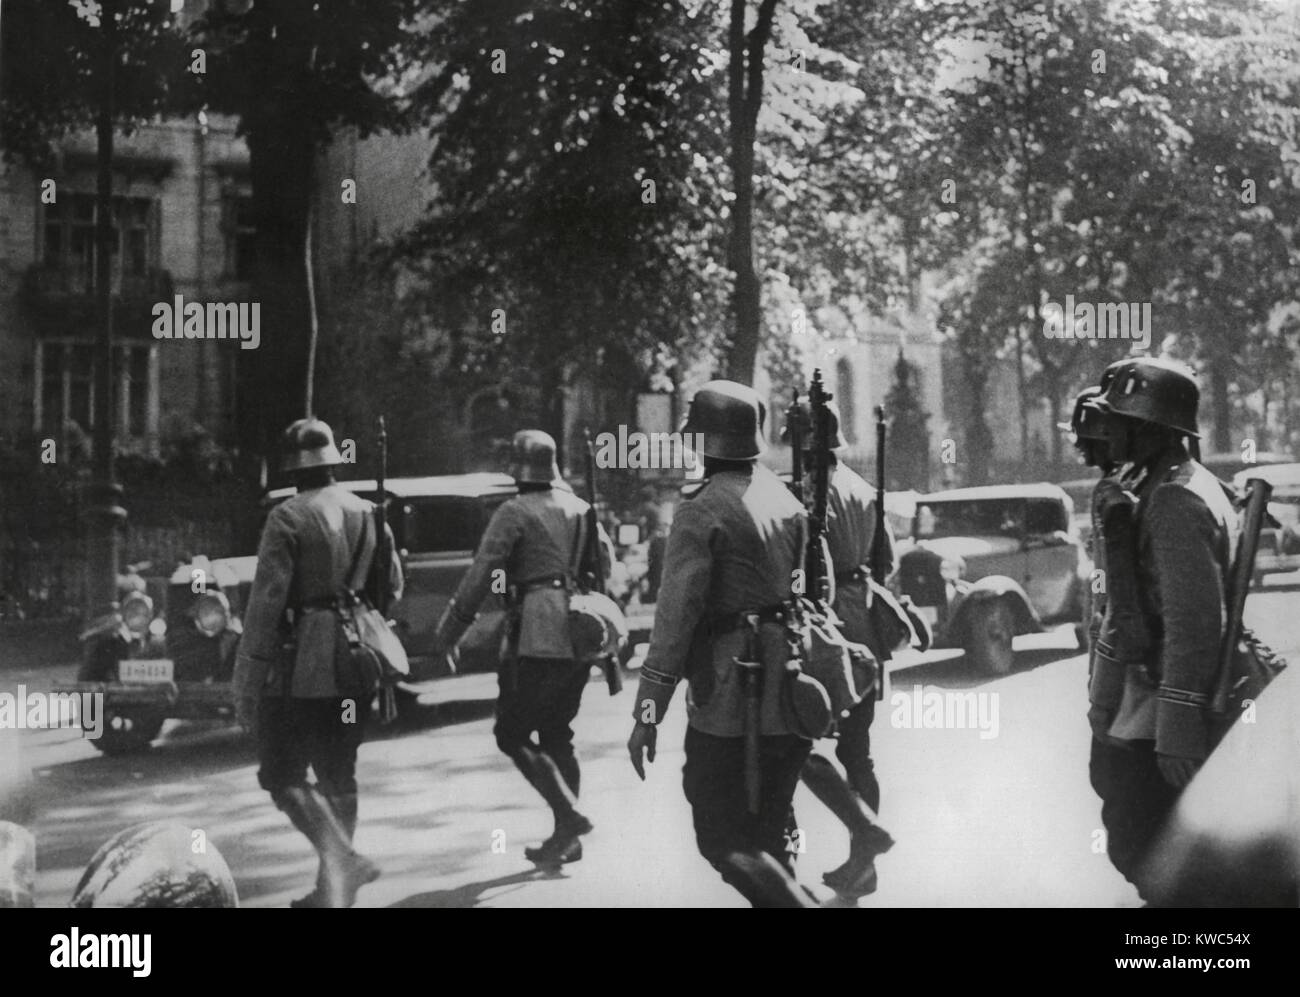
<box><xmin>84</xmin><ymin>0</ymin><xmax>126</xmax><ymax>630</ymax></box>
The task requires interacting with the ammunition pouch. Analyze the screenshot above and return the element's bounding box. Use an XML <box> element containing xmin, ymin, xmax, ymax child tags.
<box><xmin>795</xmin><ymin>600</ymin><xmax>877</xmax><ymax>727</ymax></box>
<box><xmin>707</xmin><ymin>601</ymin><xmax>869</xmax><ymax>739</ymax></box>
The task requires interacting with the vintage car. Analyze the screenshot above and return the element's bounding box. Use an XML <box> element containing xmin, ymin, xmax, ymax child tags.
<box><xmin>894</xmin><ymin>483</ymin><xmax>1090</xmax><ymax>675</ymax></box>
<box><xmin>59</xmin><ymin>555</ymin><xmax>250</xmax><ymax>755</ymax></box>
<box><xmin>1232</xmin><ymin>462</ymin><xmax>1300</xmax><ymax>581</ymax></box>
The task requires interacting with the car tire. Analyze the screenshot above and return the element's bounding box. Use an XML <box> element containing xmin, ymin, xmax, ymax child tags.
<box><xmin>89</xmin><ymin>710</ymin><xmax>164</xmax><ymax>756</ymax></box>
<box><xmin>965</xmin><ymin>599</ymin><xmax>1014</xmax><ymax>676</ymax></box>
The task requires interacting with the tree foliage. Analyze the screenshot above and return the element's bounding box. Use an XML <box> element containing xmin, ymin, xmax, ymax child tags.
<box><xmin>0</xmin><ymin>0</ymin><xmax>193</xmax><ymax>164</ymax></box>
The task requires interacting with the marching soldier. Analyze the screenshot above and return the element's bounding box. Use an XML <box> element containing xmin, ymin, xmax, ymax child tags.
<box><xmin>1088</xmin><ymin>358</ymin><xmax>1237</xmax><ymax>896</ymax></box>
<box><xmin>785</xmin><ymin>400</ymin><xmax>896</xmax><ymax>898</ymax></box>
<box><xmin>432</xmin><ymin>430</ymin><xmax>611</xmax><ymax>865</ymax></box>
<box><xmin>627</xmin><ymin>380</ymin><xmax>818</xmax><ymax>908</ymax></box>
<box><xmin>234</xmin><ymin>418</ymin><xmax>404</xmax><ymax>909</ymax></box>
<box><xmin>1068</xmin><ymin>363</ymin><xmax>1151</xmax><ymax>743</ymax></box>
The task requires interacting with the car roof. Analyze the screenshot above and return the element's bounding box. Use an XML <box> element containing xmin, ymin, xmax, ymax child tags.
<box><xmin>169</xmin><ymin>554</ymin><xmax>259</xmax><ymax>586</ymax></box>
<box><xmin>1232</xmin><ymin>462</ymin><xmax>1300</xmax><ymax>490</ymax></box>
<box><xmin>264</xmin><ymin>472</ymin><xmax>518</xmax><ymax>503</ymax></box>
<box><xmin>916</xmin><ymin>483</ymin><xmax>1069</xmax><ymax>504</ymax></box>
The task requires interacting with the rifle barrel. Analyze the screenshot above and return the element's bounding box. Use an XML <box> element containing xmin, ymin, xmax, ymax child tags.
<box><xmin>1213</xmin><ymin>478</ymin><xmax>1272</xmax><ymax>713</ymax></box>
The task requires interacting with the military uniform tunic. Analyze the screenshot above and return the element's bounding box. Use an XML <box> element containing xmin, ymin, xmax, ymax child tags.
<box><xmin>439</xmin><ymin>485</ymin><xmax>610</xmax><ymax>655</ymax></box>
<box><xmin>234</xmin><ymin>483</ymin><xmax>402</xmax><ymax>798</ymax></box>
<box><xmin>235</xmin><ymin>484</ymin><xmax>403</xmax><ymax>701</ymax></box>
<box><xmin>1087</xmin><ymin>448</ymin><xmax>1237</xmax><ymax>890</ymax></box>
<box><xmin>634</xmin><ymin>463</ymin><xmax>815</xmax><ymax>889</ymax></box>
<box><xmin>436</xmin><ymin>483</ymin><xmax>611</xmax><ymax>793</ymax></box>
<box><xmin>634</xmin><ymin>464</ymin><xmax>809</xmax><ymax>737</ymax></box>
<box><xmin>824</xmin><ymin>462</ymin><xmax>895</xmax><ymax>647</ymax></box>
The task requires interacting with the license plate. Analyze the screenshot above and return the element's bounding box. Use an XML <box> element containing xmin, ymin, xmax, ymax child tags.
<box><xmin>119</xmin><ymin>659</ymin><xmax>174</xmax><ymax>683</ymax></box>
<box><xmin>915</xmin><ymin>606</ymin><xmax>939</xmax><ymax>626</ymax></box>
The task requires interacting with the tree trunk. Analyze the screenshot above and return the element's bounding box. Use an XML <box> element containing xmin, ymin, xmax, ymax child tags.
<box><xmin>236</xmin><ymin>113</ymin><xmax>315</xmax><ymax>460</ymax></box>
<box><xmin>232</xmin><ymin>7</ymin><xmax>320</xmax><ymax>461</ymax></box>
<box><xmin>1209</xmin><ymin>362</ymin><xmax>1232</xmax><ymax>454</ymax></box>
<box><xmin>723</xmin><ymin>0</ymin><xmax>778</xmax><ymax>386</ymax></box>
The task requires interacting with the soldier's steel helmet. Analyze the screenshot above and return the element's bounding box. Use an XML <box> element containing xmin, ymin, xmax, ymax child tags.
<box><xmin>508</xmin><ymin>429</ymin><xmax>562</xmax><ymax>483</ymax></box>
<box><xmin>280</xmin><ymin>417</ymin><xmax>343</xmax><ymax>472</ymax></box>
<box><xmin>680</xmin><ymin>380</ymin><xmax>767</xmax><ymax>460</ymax></box>
<box><xmin>780</xmin><ymin>396</ymin><xmax>849</xmax><ymax>450</ymax></box>
<box><xmin>1096</xmin><ymin>357</ymin><xmax>1201</xmax><ymax>438</ymax></box>
<box><xmin>1059</xmin><ymin>386</ymin><xmax>1108</xmax><ymax>441</ymax></box>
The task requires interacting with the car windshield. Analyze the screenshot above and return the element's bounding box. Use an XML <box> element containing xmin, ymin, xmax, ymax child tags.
<box><xmin>266</xmin><ymin>489</ymin><xmax>511</xmax><ymax>555</ymax></box>
<box><xmin>400</xmin><ymin>496</ymin><xmax>505</xmax><ymax>553</ymax></box>
<box><xmin>918</xmin><ymin>500</ymin><xmax>1025</xmax><ymax>538</ymax></box>
<box><xmin>917</xmin><ymin>497</ymin><xmax>1070</xmax><ymax>538</ymax></box>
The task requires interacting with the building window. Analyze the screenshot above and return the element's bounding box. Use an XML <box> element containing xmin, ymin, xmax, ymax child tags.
<box><xmin>41</xmin><ymin>193</ymin><xmax>159</xmax><ymax>295</ymax></box>
<box><xmin>33</xmin><ymin>340</ymin><xmax>159</xmax><ymax>454</ymax></box>
<box><xmin>836</xmin><ymin>356</ymin><xmax>856</xmax><ymax>444</ymax></box>
<box><xmin>223</xmin><ymin>195</ymin><xmax>256</xmax><ymax>281</ymax></box>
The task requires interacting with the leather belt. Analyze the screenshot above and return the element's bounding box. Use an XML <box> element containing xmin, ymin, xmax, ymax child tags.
<box><xmin>518</xmin><ymin>574</ymin><xmax>570</xmax><ymax>592</ymax></box>
<box><xmin>710</xmin><ymin>604</ymin><xmax>787</xmax><ymax>634</ymax></box>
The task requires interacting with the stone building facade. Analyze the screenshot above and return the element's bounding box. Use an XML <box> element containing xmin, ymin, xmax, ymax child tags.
<box><xmin>0</xmin><ymin>111</ymin><xmax>251</xmax><ymax>460</ymax></box>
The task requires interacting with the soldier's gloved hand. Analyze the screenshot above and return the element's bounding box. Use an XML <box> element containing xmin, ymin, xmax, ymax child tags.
<box><xmin>1156</xmin><ymin>753</ymin><xmax>1201</xmax><ymax>789</ymax></box>
<box><xmin>235</xmin><ymin>696</ymin><xmax>259</xmax><ymax>739</ymax></box>
<box><xmin>1087</xmin><ymin>704</ymin><xmax>1113</xmax><ymax>741</ymax></box>
<box><xmin>628</xmin><ymin>722</ymin><xmax>657</xmax><ymax>781</ymax></box>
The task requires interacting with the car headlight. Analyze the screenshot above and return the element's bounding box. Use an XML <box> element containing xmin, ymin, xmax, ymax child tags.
<box><xmin>121</xmin><ymin>593</ymin><xmax>153</xmax><ymax>635</ymax></box>
<box><xmin>939</xmin><ymin>557</ymin><xmax>964</xmax><ymax>582</ymax></box>
<box><xmin>194</xmin><ymin>592</ymin><xmax>231</xmax><ymax>638</ymax></box>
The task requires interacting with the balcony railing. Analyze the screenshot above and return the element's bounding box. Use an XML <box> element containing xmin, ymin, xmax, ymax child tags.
<box><xmin>20</xmin><ymin>265</ymin><xmax>175</xmax><ymax>337</ymax></box>
<box><xmin>22</xmin><ymin>265</ymin><xmax>174</xmax><ymax>302</ymax></box>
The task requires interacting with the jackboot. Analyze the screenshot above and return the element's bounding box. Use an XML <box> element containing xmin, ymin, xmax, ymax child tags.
<box><xmin>718</xmin><ymin>850</ymin><xmax>819</xmax><ymax>908</ymax></box>
<box><xmin>801</xmin><ymin>754</ymin><xmax>894</xmax><ymax>897</ymax></box>
<box><xmin>291</xmin><ymin>792</ymin><xmax>360</xmax><ymax>909</ymax></box>
<box><xmin>552</xmin><ymin>751</ymin><xmax>581</xmax><ymax>799</ymax></box>
<box><xmin>275</xmin><ymin>785</ymin><xmax>378</xmax><ymax>908</ymax></box>
<box><xmin>510</xmin><ymin>745</ymin><xmax>592</xmax><ymax>864</ymax></box>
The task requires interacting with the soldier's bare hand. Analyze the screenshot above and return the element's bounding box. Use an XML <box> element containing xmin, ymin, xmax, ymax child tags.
<box><xmin>1157</xmin><ymin>753</ymin><xmax>1201</xmax><ymax>788</ymax></box>
<box><xmin>628</xmin><ymin>722</ymin><xmax>657</xmax><ymax>780</ymax></box>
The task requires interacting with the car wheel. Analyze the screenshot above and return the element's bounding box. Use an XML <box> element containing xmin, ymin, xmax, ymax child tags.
<box><xmin>89</xmin><ymin>710</ymin><xmax>164</xmax><ymax>756</ymax></box>
<box><xmin>965</xmin><ymin>599</ymin><xmax>1014</xmax><ymax>676</ymax></box>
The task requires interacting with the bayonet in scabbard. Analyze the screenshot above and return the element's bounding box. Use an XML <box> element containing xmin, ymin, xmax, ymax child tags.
<box><xmin>737</xmin><ymin>613</ymin><xmax>763</xmax><ymax>815</ymax></box>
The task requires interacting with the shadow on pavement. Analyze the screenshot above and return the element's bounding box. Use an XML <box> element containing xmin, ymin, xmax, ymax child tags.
<box><xmin>889</xmin><ymin>643</ymin><xmax>1081</xmax><ymax>690</ymax></box>
<box><xmin>388</xmin><ymin>867</ymin><xmax>570</xmax><ymax>908</ymax></box>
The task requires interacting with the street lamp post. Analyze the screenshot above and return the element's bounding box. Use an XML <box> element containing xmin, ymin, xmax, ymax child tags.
<box><xmin>83</xmin><ymin>0</ymin><xmax>126</xmax><ymax>636</ymax></box>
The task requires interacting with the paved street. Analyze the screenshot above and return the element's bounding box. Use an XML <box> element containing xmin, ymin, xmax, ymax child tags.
<box><xmin>5</xmin><ymin>576</ymin><xmax>1299</xmax><ymax>908</ymax></box>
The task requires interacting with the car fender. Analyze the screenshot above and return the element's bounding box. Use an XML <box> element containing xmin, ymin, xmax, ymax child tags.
<box><xmin>948</xmin><ymin>576</ymin><xmax>1041</xmax><ymax>641</ymax></box>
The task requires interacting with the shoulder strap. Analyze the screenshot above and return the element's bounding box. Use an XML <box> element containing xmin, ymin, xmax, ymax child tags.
<box><xmin>344</xmin><ymin>512</ymin><xmax>373</xmax><ymax>597</ymax></box>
